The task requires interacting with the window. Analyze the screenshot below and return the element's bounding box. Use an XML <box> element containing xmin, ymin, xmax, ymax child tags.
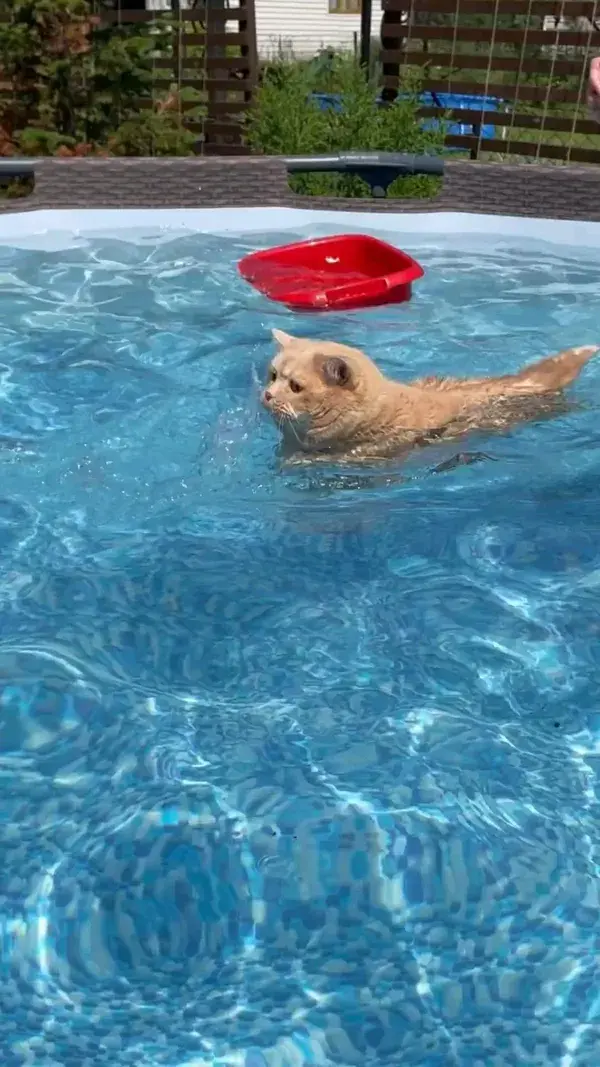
<box><xmin>329</xmin><ymin>0</ymin><xmax>361</xmax><ymax>13</ymax></box>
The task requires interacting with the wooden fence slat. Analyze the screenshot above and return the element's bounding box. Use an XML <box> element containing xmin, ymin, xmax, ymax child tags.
<box><xmin>382</xmin><ymin>23</ymin><xmax>600</xmax><ymax>47</ymax></box>
<box><xmin>389</xmin><ymin>51</ymin><xmax>591</xmax><ymax>77</ymax></box>
<box><xmin>418</xmin><ymin>107</ymin><xmax>600</xmax><ymax>135</ymax></box>
<box><xmin>136</xmin><ymin>102</ymin><xmax>250</xmax><ymax>115</ymax></box>
<box><xmin>0</xmin><ymin>8</ymin><xmax>249</xmax><ymax>26</ymax></box>
<box><xmin>444</xmin><ymin>133</ymin><xmax>600</xmax><ymax>161</ymax></box>
<box><xmin>95</xmin><ymin>8</ymin><xmax>249</xmax><ymax>24</ymax></box>
<box><xmin>383</xmin><ymin>0</ymin><xmax>600</xmax><ymax>15</ymax></box>
<box><xmin>204</xmin><ymin>120</ymin><xmax>246</xmax><ymax>135</ymax></box>
<box><xmin>202</xmin><ymin>143</ymin><xmax>249</xmax><ymax>155</ymax></box>
<box><xmin>206</xmin><ymin>56</ymin><xmax>254</xmax><ymax>72</ymax></box>
<box><xmin>179</xmin><ymin>32</ymin><xmax>245</xmax><ymax>46</ymax></box>
<box><xmin>153</xmin><ymin>57</ymin><xmax>252</xmax><ymax>72</ymax></box>
<box><xmin>0</xmin><ymin>78</ymin><xmax>255</xmax><ymax>97</ymax></box>
<box><xmin>382</xmin><ymin>76</ymin><xmax>585</xmax><ymax>104</ymax></box>
<box><xmin>199</xmin><ymin>99</ymin><xmax>252</xmax><ymax>116</ymax></box>
<box><xmin>149</xmin><ymin>33</ymin><xmax>246</xmax><ymax>49</ymax></box>
<box><xmin>152</xmin><ymin>77</ymin><xmax>254</xmax><ymax>92</ymax></box>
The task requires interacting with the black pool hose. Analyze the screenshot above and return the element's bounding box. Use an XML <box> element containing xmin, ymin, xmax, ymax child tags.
<box><xmin>285</xmin><ymin>152</ymin><xmax>444</xmax><ymax>197</ymax></box>
<box><xmin>0</xmin><ymin>159</ymin><xmax>37</xmax><ymax>178</ymax></box>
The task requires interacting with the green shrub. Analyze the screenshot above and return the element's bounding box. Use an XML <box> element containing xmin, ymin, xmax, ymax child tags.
<box><xmin>0</xmin><ymin>0</ymin><xmax>201</xmax><ymax>156</ymax></box>
<box><xmin>247</xmin><ymin>53</ymin><xmax>446</xmax><ymax>199</ymax></box>
<box><xmin>0</xmin><ymin>176</ymin><xmax>33</xmax><ymax>199</ymax></box>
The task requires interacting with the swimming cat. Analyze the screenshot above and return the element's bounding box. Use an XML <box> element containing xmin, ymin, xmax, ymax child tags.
<box><xmin>261</xmin><ymin>329</ymin><xmax>598</xmax><ymax>461</ymax></box>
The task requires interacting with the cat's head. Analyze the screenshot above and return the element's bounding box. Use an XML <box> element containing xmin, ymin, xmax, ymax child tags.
<box><xmin>262</xmin><ymin>329</ymin><xmax>383</xmax><ymax>448</ymax></box>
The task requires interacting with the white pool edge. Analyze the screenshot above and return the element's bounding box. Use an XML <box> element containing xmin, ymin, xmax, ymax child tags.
<box><xmin>1</xmin><ymin>206</ymin><xmax>600</xmax><ymax>250</ymax></box>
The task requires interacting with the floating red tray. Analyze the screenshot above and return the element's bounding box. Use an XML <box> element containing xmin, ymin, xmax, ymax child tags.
<box><xmin>237</xmin><ymin>233</ymin><xmax>424</xmax><ymax>311</ymax></box>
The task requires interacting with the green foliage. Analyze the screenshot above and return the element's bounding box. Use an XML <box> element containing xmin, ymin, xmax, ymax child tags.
<box><xmin>108</xmin><ymin>112</ymin><xmax>198</xmax><ymax>157</ymax></box>
<box><xmin>246</xmin><ymin>53</ymin><xmax>446</xmax><ymax>199</ymax></box>
<box><xmin>0</xmin><ymin>176</ymin><xmax>33</xmax><ymax>199</ymax></box>
<box><xmin>0</xmin><ymin>0</ymin><xmax>202</xmax><ymax>156</ymax></box>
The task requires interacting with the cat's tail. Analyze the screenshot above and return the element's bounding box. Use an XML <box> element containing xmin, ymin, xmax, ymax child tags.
<box><xmin>509</xmin><ymin>345</ymin><xmax>599</xmax><ymax>394</ymax></box>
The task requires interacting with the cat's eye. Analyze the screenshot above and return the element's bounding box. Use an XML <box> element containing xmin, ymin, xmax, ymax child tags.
<box><xmin>289</xmin><ymin>379</ymin><xmax>303</xmax><ymax>394</ymax></box>
<box><xmin>269</xmin><ymin>368</ymin><xmax>277</xmax><ymax>382</ymax></box>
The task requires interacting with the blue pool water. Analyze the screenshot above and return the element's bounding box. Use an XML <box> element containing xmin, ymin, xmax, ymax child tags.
<box><xmin>1</xmin><ymin>215</ymin><xmax>600</xmax><ymax>1067</ymax></box>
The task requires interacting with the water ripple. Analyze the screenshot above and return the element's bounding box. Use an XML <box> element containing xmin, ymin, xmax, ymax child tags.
<box><xmin>0</xmin><ymin>225</ymin><xmax>600</xmax><ymax>1065</ymax></box>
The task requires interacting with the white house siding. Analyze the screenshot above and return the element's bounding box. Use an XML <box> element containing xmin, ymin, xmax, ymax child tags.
<box><xmin>255</xmin><ymin>0</ymin><xmax>385</xmax><ymax>60</ymax></box>
<box><xmin>145</xmin><ymin>0</ymin><xmax>385</xmax><ymax>61</ymax></box>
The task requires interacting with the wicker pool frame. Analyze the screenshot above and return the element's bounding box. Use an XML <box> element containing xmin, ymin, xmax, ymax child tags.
<box><xmin>1</xmin><ymin>157</ymin><xmax>600</xmax><ymax>222</ymax></box>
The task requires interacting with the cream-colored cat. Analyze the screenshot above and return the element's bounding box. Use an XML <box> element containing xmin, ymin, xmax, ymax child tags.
<box><xmin>261</xmin><ymin>329</ymin><xmax>597</xmax><ymax>461</ymax></box>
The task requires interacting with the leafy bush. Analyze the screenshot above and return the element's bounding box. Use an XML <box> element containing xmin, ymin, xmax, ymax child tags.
<box><xmin>0</xmin><ymin>0</ymin><xmax>202</xmax><ymax>156</ymax></box>
<box><xmin>0</xmin><ymin>176</ymin><xmax>34</xmax><ymax>199</ymax></box>
<box><xmin>246</xmin><ymin>52</ymin><xmax>446</xmax><ymax>198</ymax></box>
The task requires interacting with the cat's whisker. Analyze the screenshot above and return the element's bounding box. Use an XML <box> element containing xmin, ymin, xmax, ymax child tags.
<box><xmin>286</xmin><ymin>417</ymin><xmax>304</xmax><ymax>446</ymax></box>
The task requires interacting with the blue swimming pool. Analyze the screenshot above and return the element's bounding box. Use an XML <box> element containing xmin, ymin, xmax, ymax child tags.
<box><xmin>1</xmin><ymin>207</ymin><xmax>600</xmax><ymax>1067</ymax></box>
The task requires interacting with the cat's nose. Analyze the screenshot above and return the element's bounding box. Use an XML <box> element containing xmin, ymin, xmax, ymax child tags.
<box><xmin>263</xmin><ymin>389</ymin><xmax>273</xmax><ymax>403</ymax></box>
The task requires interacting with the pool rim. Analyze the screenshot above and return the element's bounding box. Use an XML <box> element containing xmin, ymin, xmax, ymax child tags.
<box><xmin>2</xmin><ymin>156</ymin><xmax>600</xmax><ymax>223</ymax></box>
<box><xmin>1</xmin><ymin>205</ymin><xmax>600</xmax><ymax>252</ymax></box>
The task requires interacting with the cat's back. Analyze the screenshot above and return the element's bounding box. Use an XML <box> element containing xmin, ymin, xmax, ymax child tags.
<box><xmin>384</xmin><ymin>377</ymin><xmax>468</xmax><ymax>433</ymax></box>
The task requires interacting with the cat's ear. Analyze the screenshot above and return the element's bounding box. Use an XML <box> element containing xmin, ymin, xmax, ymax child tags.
<box><xmin>271</xmin><ymin>328</ymin><xmax>295</xmax><ymax>348</ymax></box>
<box><xmin>320</xmin><ymin>356</ymin><xmax>353</xmax><ymax>388</ymax></box>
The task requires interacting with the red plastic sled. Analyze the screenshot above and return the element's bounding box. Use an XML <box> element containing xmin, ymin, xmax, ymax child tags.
<box><xmin>237</xmin><ymin>233</ymin><xmax>424</xmax><ymax>311</ymax></box>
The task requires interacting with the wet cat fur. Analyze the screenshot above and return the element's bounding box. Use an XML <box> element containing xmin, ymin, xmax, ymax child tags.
<box><xmin>262</xmin><ymin>329</ymin><xmax>598</xmax><ymax>461</ymax></box>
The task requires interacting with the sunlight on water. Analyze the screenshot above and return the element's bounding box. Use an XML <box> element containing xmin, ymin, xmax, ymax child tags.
<box><xmin>0</xmin><ymin>220</ymin><xmax>599</xmax><ymax>1066</ymax></box>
